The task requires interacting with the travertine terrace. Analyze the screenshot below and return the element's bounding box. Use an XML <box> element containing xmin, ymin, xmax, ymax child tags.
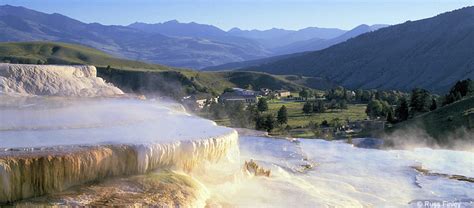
<box><xmin>0</xmin><ymin>64</ymin><xmax>239</xmax><ymax>204</ymax></box>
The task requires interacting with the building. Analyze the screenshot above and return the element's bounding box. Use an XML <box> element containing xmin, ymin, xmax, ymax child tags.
<box><xmin>219</xmin><ymin>88</ymin><xmax>258</xmax><ymax>104</ymax></box>
<box><xmin>275</xmin><ymin>90</ymin><xmax>291</xmax><ymax>98</ymax></box>
<box><xmin>260</xmin><ymin>88</ymin><xmax>271</xmax><ymax>96</ymax></box>
<box><xmin>182</xmin><ymin>95</ymin><xmax>218</xmax><ymax>110</ymax></box>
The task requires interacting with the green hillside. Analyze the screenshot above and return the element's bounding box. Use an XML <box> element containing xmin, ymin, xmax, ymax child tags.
<box><xmin>386</xmin><ymin>96</ymin><xmax>474</xmax><ymax>144</ymax></box>
<box><xmin>0</xmin><ymin>42</ymin><xmax>304</xmax><ymax>98</ymax></box>
<box><xmin>242</xmin><ymin>7</ymin><xmax>474</xmax><ymax>93</ymax></box>
<box><xmin>0</xmin><ymin>41</ymin><xmax>169</xmax><ymax>70</ymax></box>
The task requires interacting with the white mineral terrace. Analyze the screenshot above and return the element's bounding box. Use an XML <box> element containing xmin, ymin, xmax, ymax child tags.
<box><xmin>0</xmin><ymin>63</ymin><xmax>123</xmax><ymax>97</ymax></box>
<box><xmin>0</xmin><ymin>97</ymin><xmax>239</xmax><ymax>203</ymax></box>
<box><xmin>0</xmin><ymin>64</ymin><xmax>239</xmax><ymax>204</ymax></box>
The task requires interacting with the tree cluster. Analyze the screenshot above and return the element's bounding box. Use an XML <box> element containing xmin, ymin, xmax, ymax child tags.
<box><xmin>298</xmin><ymin>89</ymin><xmax>314</xmax><ymax>100</ymax></box>
<box><xmin>366</xmin><ymin>88</ymin><xmax>436</xmax><ymax>123</ymax></box>
<box><xmin>325</xmin><ymin>87</ymin><xmax>406</xmax><ymax>105</ymax></box>
<box><xmin>204</xmin><ymin>98</ymin><xmax>283</xmax><ymax>133</ymax></box>
<box><xmin>206</xmin><ymin>102</ymin><xmax>254</xmax><ymax>127</ymax></box>
<box><xmin>302</xmin><ymin>100</ymin><xmax>346</xmax><ymax>114</ymax></box>
<box><xmin>373</xmin><ymin>87</ymin><xmax>440</xmax><ymax>123</ymax></box>
<box><xmin>253</xmin><ymin>99</ymin><xmax>286</xmax><ymax>133</ymax></box>
<box><xmin>365</xmin><ymin>99</ymin><xmax>392</xmax><ymax>119</ymax></box>
<box><xmin>443</xmin><ymin>79</ymin><xmax>473</xmax><ymax>106</ymax></box>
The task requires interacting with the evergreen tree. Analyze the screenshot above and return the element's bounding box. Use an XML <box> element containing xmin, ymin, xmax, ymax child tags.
<box><xmin>264</xmin><ymin>114</ymin><xmax>276</xmax><ymax>132</ymax></box>
<box><xmin>255</xmin><ymin>113</ymin><xmax>266</xmax><ymax>130</ymax></box>
<box><xmin>395</xmin><ymin>98</ymin><xmax>409</xmax><ymax>121</ymax></box>
<box><xmin>446</xmin><ymin>79</ymin><xmax>474</xmax><ymax>103</ymax></box>
<box><xmin>366</xmin><ymin>99</ymin><xmax>384</xmax><ymax>119</ymax></box>
<box><xmin>257</xmin><ymin>98</ymin><xmax>268</xmax><ymax>112</ymax></box>
<box><xmin>409</xmin><ymin>88</ymin><xmax>431</xmax><ymax>115</ymax></box>
<box><xmin>277</xmin><ymin>105</ymin><xmax>288</xmax><ymax>125</ymax></box>
<box><xmin>299</xmin><ymin>89</ymin><xmax>309</xmax><ymax>100</ymax></box>
<box><xmin>227</xmin><ymin>102</ymin><xmax>247</xmax><ymax>127</ymax></box>
<box><xmin>312</xmin><ymin>100</ymin><xmax>326</xmax><ymax>113</ymax></box>
<box><xmin>328</xmin><ymin>99</ymin><xmax>338</xmax><ymax>109</ymax></box>
<box><xmin>343</xmin><ymin>90</ymin><xmax>349</xmax><ymax>101</ymax></box>
<box><xmin>338</xmin><ymin>100</ymin><xmax>348</xmax><ymax>109</ymax></box>
<box><xmin>320</xmin><ymin>120</ymin><xmax>330</xmax><ymax>127</ymax></box>
<box><xmin>246</xmin><ymin>103</ymin><xmax>258</xmax><ymax>124</ymax></box>
<box><xmin>430</xmin><ymin>98</ymin><xmax>437</xmax><ymax>111</ymax></box>
<box><xmin>302</xmin><ymin>101</ymin><xmax>313</xmax><ymax>114</ymax></box>
<box><xmin>386</xmin><ymin>110</ymin><xmax>395</xmax><ymax>123</ymax></box>
<box><xmin>209</xmin><ymin>102</ymin><xmax>225</xmax><ymax>119</ymax></box>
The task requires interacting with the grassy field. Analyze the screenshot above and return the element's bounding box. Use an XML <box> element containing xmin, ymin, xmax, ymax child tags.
<box><xmin>205</xmin><ymin>100</ymin><xmax>368</xmax><ymax>138</ymax></box>
<box><xmin>267</xmin><ymin>100</ymin><xmax>367</xmax><ymax>128</ymax></box>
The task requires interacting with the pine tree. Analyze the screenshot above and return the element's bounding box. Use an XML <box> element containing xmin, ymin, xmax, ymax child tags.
<box><xmin>257</xmin><ymin>98</ymin><xmax>268</xmax><ymax>112</ymax></box>
<box><xmin>312</xmin><ymin>100</ymin><xmax>326</xmax><ymax>113</ymax></box>
<box><xmin>395</xmin><ymin>98</ymin><xmax>409</xmax><ymax>121</ymax></box>
<box><xmin>338</xmin><ymin>100</ymin><xmax>348</xmax><ymax>109</ymax></box>
<box><xmin>366</xmin><ymin>99</ymin><xmax>384</xmax><ymax>119</ymax></box>
<box><xmin>302</xmin><ymin>102</ymin><xmax>313</xmax><ymax>114</ymax></box>
<box><xmin>277</xmin><ymin>105</ymin><xmax>288</xmax><ymax>125</ymax></box>
<box><xmin>299</xmin><ymin>89</ymin><xmax>309</xmax><ymax>100</ymax></box>
<box><xmin>264</xmin><ymin>114</ymin><xmax>276</xmax><ymax>132</ymax></box>
<box><xmin>430</xmin><ymin>98</ymin><xmax>437</xmax><ymax>111</ymax></box>
<box><xmin>386</xmin><ymin>110</ymin><xmax>395</xmax><ymax>123</ymax></box>
<box><xmin>409</xmin><ymin>88</ymin><xmax>431</xmax><ymax>115</ymax></box>
<box><xmin>255</xmin><ymin>113</ymin><xmax>266</xmax><ymax>130</ymax></box>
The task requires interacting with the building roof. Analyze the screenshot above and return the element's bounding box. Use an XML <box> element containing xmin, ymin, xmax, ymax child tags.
<box><xmin>220</xmin><ymin>91</ymin><xmax>257</xmax><ymax>100</ymax></box>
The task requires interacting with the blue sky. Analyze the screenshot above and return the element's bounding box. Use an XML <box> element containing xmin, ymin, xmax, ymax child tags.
<box><xmin>3</xmin><ymin>0</ymin><xmax>473</xmax><ymax>30</ymax></box>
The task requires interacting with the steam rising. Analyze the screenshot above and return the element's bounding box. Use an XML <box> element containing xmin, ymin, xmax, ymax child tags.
<box><xmin>0</xmin><ymin>97</ymin><xmax>234</xmax><ymax>148</ymax></box>
<box><xmin>383</xmin><ymin>126</ymin><xmax>474</xmax><ymax>151</ymax></box>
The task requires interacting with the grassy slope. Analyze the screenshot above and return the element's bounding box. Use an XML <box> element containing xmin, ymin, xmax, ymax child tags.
<box><xmin>0</xmin><ymin>41</ymin><xmax>169</xmax><ymax>71</ymax></box>
<box><xmin>0</xmin><ymin>41</ymin><xmax>305</xmax><ymax>97</ymax></box>
<box><xmin>386</xmin><ymin>96</ymin><xmax>474</xmax><ymax>143</ymax></box>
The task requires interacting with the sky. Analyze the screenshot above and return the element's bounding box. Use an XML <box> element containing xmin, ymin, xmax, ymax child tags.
<box><xmin>2</xmin><ymin>0</ymin><xmax>474</xmax><ymax>30</ymax></box>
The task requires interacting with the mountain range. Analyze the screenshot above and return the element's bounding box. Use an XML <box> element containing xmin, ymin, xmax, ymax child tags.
<box><xmin>0</xmin><ymin>5</ymin><xmax>383</xmax><ymax>69</ymax></box>
<box><xmin>234</xmin><ymin>7</ymin><xmax>474</xmax><ymax>93</ymax></box>
<box><xmin>227</xmin><ymin>27</ymin><xmax>347</xmax><ymax>48</ymax></box>
<box><xmin>2</xmin><ymin>4</ymin><xmax>471</xmax><ymax>93</ymax></box>
<box><xmin>204</xmin><ymin>24</ymin><xmax>388</xmax><ymax>71</ymax></box>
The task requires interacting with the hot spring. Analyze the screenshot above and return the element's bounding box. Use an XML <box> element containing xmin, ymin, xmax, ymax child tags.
<box><xmin>1</xmin><ymin>63</ymin><xmax>473</xmax><ymax>207</ymax></box>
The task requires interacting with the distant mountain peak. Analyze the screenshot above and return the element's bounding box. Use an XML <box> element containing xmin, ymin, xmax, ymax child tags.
<box><xmin>0</xmin><ymin>4</ymin><xmax>37</xmax><ymax>14</ymax></box>
<box><xmin>164</xmin><ymin>19</ymin><xmax>179</xmax><ymax>24</ymax></box>
<box><xmin>228</xmin><ymin>27</ymin><xmax>242</xmax><ymax>32</ymax></box>
<box><xmin>0</xmin><ymin>4</ymin><xmax>23</xmax><ymax>9</ymax></box>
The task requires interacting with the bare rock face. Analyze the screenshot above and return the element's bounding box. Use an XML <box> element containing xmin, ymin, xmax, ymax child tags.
<box><xmin>0</xmin><ymin>63</ymin><xmax>124</xmax><ymax>97</ymax></box>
